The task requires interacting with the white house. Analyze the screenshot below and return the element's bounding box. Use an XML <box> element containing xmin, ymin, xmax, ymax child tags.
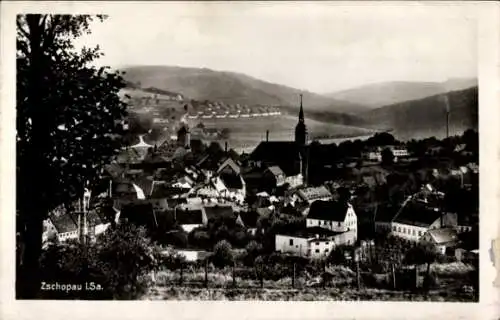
<box><xmin>391</xmin><ymin>200</ymin><xmax>458</xmax><ymax>242</ymax></box>
<box><xmin>45</xmin><ymin>214</ymin><xmax>79</xmax><ymax>243</ymax></box>
<box><xmin>275</xmin><ymin>227</ymin><xmax>356</xmax><ymax>259</ymax></box>
<box><xmin>306</xmin><ymin>200</ymin><xmax>358</xmax><ymax>245</ymax></box>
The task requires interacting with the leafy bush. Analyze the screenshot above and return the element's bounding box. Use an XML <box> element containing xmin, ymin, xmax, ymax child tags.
<box><xmin>212</xmin><ymin>240</ymin><xmax>234</xmax><ymax>268</ymax></box>
<box><xmin>243</xmin><ymin>241</ymin><xmax>262</xmax><ymax>267</ymax></box>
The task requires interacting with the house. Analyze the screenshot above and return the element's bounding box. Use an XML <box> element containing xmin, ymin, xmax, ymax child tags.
<box><xmin>249</xmin><ymin>141</ymin><xmax>305</xmax><ymax>188</ymax></box>
<box><xmin>119</xmin><ymin>202</ymin><xmax>158</xmax><ymax>229</ymax></box>
<box><xmin>172</xmin><ymin>175</ymin><xmax>194</xmax><ymax>190</ymax></box>
<box><xmin>263</xmin><ymin>166</ymin><xmax>286</xmax><ymax>187</ymax></box>
<box><xmin>203</xmin><ymin>204</ymin><xmax>235</xmax><ymax>221</ymax></box>
<box><xmin>306</xmin><ymin>200</ymin><xmax>358</xmax><ymax>244</ymax></box>
<box><xmin>46</xmin><ymin>214</ymin><xmax>79</xmax><ymax>243</ymax></box>
<box><xmin>218</xmin><ymin>172</ymin><xmax>246</xmax><ymax>203</ymax></box>
<box><xmin>275</xmin><ymin>227</ymin><xmax>355</xmax><ymax>259</ymax></box>
<box><xmin>236</xmin><ymin>210</ymin><xmax>261</xmax><ymax>235</ymax></box>
<box><xmin>391</xmin><ymin>200</ymin><xmax>458</xmax><ymax>242</ymax></box>
<box><xmin>421</xmin><ymin>228</ymin><xmax>460</xmax><ymax>255</ymax></box>
<box><xmin>296</xmin><ymin>185</ymin><xmax>332</xmax><ymax>204</ymax></box>
<box><xmin>217</xmin><ymin>157</ymin><xmax>241</xmax><ymax>176</ymax></box>
<box><xmin>174</xmin><ymin>205</ymin><xmax>208</xmax><ymax>232</ymax></box>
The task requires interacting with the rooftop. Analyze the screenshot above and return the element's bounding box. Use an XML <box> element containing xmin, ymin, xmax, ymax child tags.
<box><xmin>307</xmin><ymin>200</ymin><xmax>350</xmax><ymax>222</ymax></box>
<box><xmin>279</xmin><ymin>226</ymin><xmax>343</xmax><ymax>239</ymax></box>
<box><xmin>393</xmin><ymin>201</ymin><xmax>443</xmax><ymax>228</ymax></box>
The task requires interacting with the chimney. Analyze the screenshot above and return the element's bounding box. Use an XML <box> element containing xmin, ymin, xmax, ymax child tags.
<box><xmin>266</xmin><ymin>130</ymin><xmax>269</xmax><ymax>142</ymax></box>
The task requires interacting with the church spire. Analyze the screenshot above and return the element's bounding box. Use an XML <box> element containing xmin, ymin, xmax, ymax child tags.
<box><xmin>299</xmin><ymin>93</ymin><xmax>304</xmax><ymax>122</ymax></box>
<box><xmin>295</xmin><ymin>93</ymin><xmax>307</xmax><ymax>146</ymax></box>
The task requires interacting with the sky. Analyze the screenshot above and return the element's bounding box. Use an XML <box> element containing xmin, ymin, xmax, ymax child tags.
<box><xmin>76</xmin><ymin>2</ymin><xmax>478</xmax><ymax>93</ymax></box>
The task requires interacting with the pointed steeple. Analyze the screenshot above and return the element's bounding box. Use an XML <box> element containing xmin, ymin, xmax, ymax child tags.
<box><xmin>298</xmin><ymin>94</ymin><xmax>304</xmax><ymax>122</ymax></box>
<box><xmin>295</xmin><ymin>94</ymin><xmax>307</xmax><ymax>146</ymax></box>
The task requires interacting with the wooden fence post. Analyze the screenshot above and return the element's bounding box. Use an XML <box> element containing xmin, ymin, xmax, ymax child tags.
<box><xmin>356</xmin><ymin>260</ymin><xmax>361</xmax><ymax>290</ymax></box>
<box><xmin>232</xmin><ymin>261</ymin><xmax>236</xmax><ymax>287</ymax></box>
<box><xmin>322</xmin><ymin>262</ymin><xmax>326</xmax><ymax>289</ymax></box>
<box><xmin>179</xmin><ymin>263</ymin><xmax>184</xmax><ymax>286</ymax></box>
<box><xmin>204</xmin><ymin>259</ymin><xmax>208</xmax><ymax>288</ymax></box>
<box><xmin>391</xmin><ymin>263</ymin><xmax>396</xmax><ymax>289</ymax></box>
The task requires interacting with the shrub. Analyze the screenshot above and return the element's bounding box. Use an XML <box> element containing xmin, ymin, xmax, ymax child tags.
<box><xmin>212</xmin><ymin>240</ymin><xmax>234</xmax><ymax>268</ymax></box>
<box><xmin>243</xmin><ymin>241</ymin><xmax>262</xmax><ymax>267</ymax></box>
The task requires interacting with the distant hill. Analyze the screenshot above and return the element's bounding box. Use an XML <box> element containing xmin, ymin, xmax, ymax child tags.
<box><xmin>359</xmin><ymin>86</ymin><xmax>478</xmax><ymax>140</ymax></box>
<box><xmin>325</xmin><ymin>78</ymin><xmax>478</xmax><ymax>112</ymax></box>
<box><xmin>120</xmin><ymin>65</ymin><xmax>366</xmax><ymax>114</ymax></box>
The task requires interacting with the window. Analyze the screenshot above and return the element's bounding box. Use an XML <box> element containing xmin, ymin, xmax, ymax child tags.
<box><xmin>325</xmin><ymin>249</ymin><xmax>329</xmax><ymax>253</ymax></box>
<box><xmin>316</xmin><ymin>242</ymin><xmax>320</xmax><ymax>246</ymax></box>
<box><xmin>403</xmin><ymin>227</ymin><xmax>406</xmax><ymax>234</ymax></box>
<box><xmin>315</xmin><ymin>249</ymin><xmax>320</xmax><ymax>253</ymax></box>
<box><xmin>347</xmin><ymin>240</ymin><xmax>350</xmax><ymax>245</ymax></box>
<box><xmin>412</xmin><ymin>229</ymin><xmax>416</xmax><ymax>236</ymax></box>
<box><xmin>319</xmin><ymin>221</ymin><xmax>322</xmax><ymax>226</ymax></box>
<box><xmin>289</xmin><ymin>239</ymin><xmax>294</xmax><ymax>246</ymax></box>
<box><xmin>338</xmin><ymin>222</ymin><xmax>341</xmax><ymax>227</ymax></box>
<box><xmin>393</xmin><ymin>226</ymin><xmax>397</xmax><ymax>232</ymax></box>
<box><xmin>325</xmin><ymin>242</ymin><xmax>329</xmax><ymax>245</ymax></box>
<box><xmin>419</xmin><ymin>231</ymin><xmax>422</xmax><ymax>236</ymax></box>
<box><xmin>398</xmin><ymin>227</ymin><xmax>401</xmax><ymax>232</ymax></box>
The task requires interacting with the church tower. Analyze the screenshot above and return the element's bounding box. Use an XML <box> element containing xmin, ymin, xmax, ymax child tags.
<box><xmin>295</xmin><ymin>94</ymin><xmax>307</xmax><ymax>146</ymax></box>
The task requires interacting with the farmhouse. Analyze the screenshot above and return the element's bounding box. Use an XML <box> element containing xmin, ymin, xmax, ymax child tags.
<box><xmin>275</xmin><ymin>226</ymin><xmax>355</xmax><ymax>259</ymax></box>
<box><xmin>306</xmin><ymin>200</ymin><xmax>358</xmax><ymax>244</ymax></box>
<box><xmin>391</xmin><ymin>200</ymin><xmax>458</xmax><ymax>242</ymax></box>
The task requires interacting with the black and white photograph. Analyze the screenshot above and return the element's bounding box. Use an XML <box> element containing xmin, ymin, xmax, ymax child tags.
<box><xmin>2</xmin><ymin>1</ymin><xmax>498</xmax><ymax>313</ymax></box>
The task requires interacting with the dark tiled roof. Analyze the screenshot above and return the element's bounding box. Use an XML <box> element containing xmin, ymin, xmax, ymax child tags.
<box><xmin>266</xmin><ymin>166</ymin><xmax>284</xmax><ymax>177</ymax></box>
<box><xmin>280</xmin><ymin>226</ymin><xmax>343</xmax><ymax>238</ymax></box>
<box><xmin>393</xmin><ymin>201</ymin><xmax>442</xmax><ymax>227</ymax></box>
<box><xmin>307</xmin><ymin>200</ymin><xmax>349</xmax><ymax>222</ymax></box>
<box><xmin>204</xmin><ymin>205</ymin><xmax>235</xmax><ymax>220</ymax></box>
<box><xmin>175</xmin><ymin>207</ymin><xmax>204</xmax><ymax>225</ymax></box>
<box><xmin>374</xmin><ymin>204</ymin><xmax>400</xmax><ymax>223</ymax></box>
<box><xmin>238</xmin><ymin>211</ymin><xmax>260</xmax><ymax>228</ymax></box>
<box><xmin>250</xmin><ymin>142</ymin><xmax>303</xmax><ymax>176</ymax></box>
<box><xmin>120</xmin><ymin>202</ymin><xmax>158</xmax><ymax>228</ymax></box>
<box><xmin>250</xmin><ymin>141</ymin><xmax>301</xmax><ymax>162</ymax></box>
<box><xmin>220</xmin><ymin>173</ymin><xmax>243</xmax><ymax>190</ymax></box>
<box><xmin>50</xmin><ymin>214</ymin><xmax>78</xmax><ymax>234</ymax></box>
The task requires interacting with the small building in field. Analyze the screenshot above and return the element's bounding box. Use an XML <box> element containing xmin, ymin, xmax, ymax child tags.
<box><xmin>420</xmin><ymin>228</ymin><xmax>460</xmax><ymax>255</ymax></box>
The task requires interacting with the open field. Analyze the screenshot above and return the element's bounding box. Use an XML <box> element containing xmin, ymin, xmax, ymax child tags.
<box><xmin>144</xmin><ymin>286</ymin><xmax>476</xmax><ymax>301</ymax></box>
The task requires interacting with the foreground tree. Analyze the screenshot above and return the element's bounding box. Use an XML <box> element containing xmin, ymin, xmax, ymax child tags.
<box><xmin>17</xmin><ymin>14</ymin><xmax>128</xmax><ymax>298</ymax></box>
<box><xmin>39</xmin><ymin>224</ymin><xmax>160</xmax><ymax>299</ymax></box>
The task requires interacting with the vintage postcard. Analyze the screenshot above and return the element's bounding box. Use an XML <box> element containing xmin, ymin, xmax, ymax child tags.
<box><xmin>0</xmin><ymin>1</ymin><xmax>499</xmax><ymax>319</ymax></box>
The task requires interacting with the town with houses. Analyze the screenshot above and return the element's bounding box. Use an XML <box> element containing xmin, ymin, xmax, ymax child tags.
<box><xmin>43</xmin><ymin>93</ymin><xmax>479</xmax><ymax>286</ymax></box>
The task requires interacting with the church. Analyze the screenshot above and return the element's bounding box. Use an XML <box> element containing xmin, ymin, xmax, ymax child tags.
<box><xmin>249</xmin><ymin>94</ymin><xmax>309</xmax><ymax>187</ymax></box>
